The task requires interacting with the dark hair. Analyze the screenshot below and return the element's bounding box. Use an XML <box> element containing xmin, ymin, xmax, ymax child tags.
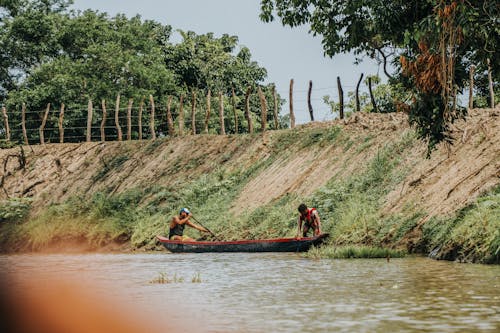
<box><xmin>298</xmin><ymin>203</ymin><xmax>307</xmax><ymax>213</ymax></box>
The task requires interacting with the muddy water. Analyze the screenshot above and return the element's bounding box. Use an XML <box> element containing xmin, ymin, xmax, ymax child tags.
<box><xmin>2</xmin><ymin>253</ymin><xmax>499</xmax><ymax>332</ymax></box>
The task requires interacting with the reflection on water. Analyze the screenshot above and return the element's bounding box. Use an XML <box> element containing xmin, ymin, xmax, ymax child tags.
<box><xmin>1</xmin><ymin>253</ymin><xmax>499</xmax><ymax>332</ymax></box>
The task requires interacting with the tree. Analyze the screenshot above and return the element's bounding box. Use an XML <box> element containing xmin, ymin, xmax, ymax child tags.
<box><xmin>260</xmin><ymin>0</ymin><xmax>499</xmax><ymax>151</ymax></box>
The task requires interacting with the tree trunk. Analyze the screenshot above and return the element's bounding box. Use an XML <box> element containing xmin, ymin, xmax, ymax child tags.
<box><xmin>100</xmin><ymin>99</ymin><xmax>107</xmax><ymax>142</ymax></box>
<box><xmin>115</xmin><ymin>94</ymin><xmax>122</xmax><ymax>141</ymax></box>
<box><xmin>166</xmin><ymin>96</ymin><xmax>174</xmax><ymax>136</ymax></box>
<box><xmin>219</xmin><ymin>91</ymin><xmax>225</xmax><ymax>135</ymax></box>
<box><xmin>231</xmin><ymin>87</ymin><xmax>238</xmax><ymax>134</ymax></box>
<box><xmin>244</xmin><ymin>86</ymin><xmax>253</xmax><ymax>133</ymax></box>
<box><xmin>178</xmin><ymin>95</ymin><xmax>184</xmax><ymax>135</ymax></box>
<box><xmin>258</xmin><ymin>87</ymin><xmax>268</xmax><ymax>133</ymax></box>
<box><xmin>87</xmin><ymin>99</ymin><xmax>93</xmax><ymax>142</ymax></box>
<box><xmin>308</xmin><ymin>80</ymin><xmax>314</xmax><ymax>121</ymax></box>
<box><xmin>356</xmin><ymin>73</ymin><xmax>364</xmax><ymax>112</ymax></box>
<box><xmin>127</xmin><ymin>98</ymin><xmax>133</xmax><ymax>140</ymax></box>
<box><xmin>468</xmin><ymin>65</ymin><xmax>475</xmax><ymax>109</ymax></box>
<box><xmin>149</xmin><ymin>95</ymin><xmax>156</xmax><ymax>139</ymax></box>
<box><xmin>368</xmin><ymin>77</ymin><xmax>378</xmax><ymax>113</ymax></box>
<box><xmin>2</xmin><ymin>106</ymin><xmax>10</xmax><ymax>141</ymax></box>
<box><xmin>337</xmin><ymin>77</ymin><xmax>344</xmax><ymax>119</ymax></box>
<box><xmin>58</xmin><ymin>103</ymin><xmax>65</xmax><ymax>143</ymax></box>
<box><xmin>272</xmin><ymin>85</ymin><xmax>279</xmax><ymax>129</ymax></box>
<box><xmin>39</xmin><ymin>103</ymin><xmax>50</xmax><ymax>144</ymax></box>
<box><xmin>204</xmin><ymin>89</ymin><xmax>211</xmax><ymax>134</ymax></box>
<box><xmin>289</xmin><ymin>79</ymin><xmax>295</xmax><ymax>128</ymax></box>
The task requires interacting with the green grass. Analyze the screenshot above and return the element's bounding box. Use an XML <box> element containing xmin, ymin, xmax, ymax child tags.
<box><xmin>305</xmin><ymin>245</ymin><xmax>406</xmax><ymax>259</ymax></box>
<box><xmin>422</xmin><ymin>185</ymin><xmax>500</xmax><ymax>264</ymax></box>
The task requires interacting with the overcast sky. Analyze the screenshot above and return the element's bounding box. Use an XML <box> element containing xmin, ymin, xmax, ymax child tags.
<box><xmin>71</xmin><ymin>0</ymin><xmax>381</xmax><ymax>123</ymax></box>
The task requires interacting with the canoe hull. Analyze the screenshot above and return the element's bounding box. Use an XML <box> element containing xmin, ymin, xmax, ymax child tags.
<box><xmin>156</xmin><ymin>234</ymin><xmax>329</xmax><ymax>253</ymax></box>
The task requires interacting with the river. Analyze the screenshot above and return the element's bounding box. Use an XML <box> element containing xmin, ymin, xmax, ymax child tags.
<box><xmin>1</xmin><ymin>253</ymin><xmax>499</xmax><ymax>332</ymax></box>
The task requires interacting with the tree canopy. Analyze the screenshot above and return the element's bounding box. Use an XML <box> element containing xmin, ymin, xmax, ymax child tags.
<box><xmin>0</xmin><ymin>0</ymin><xmax>280</xmax><ymax>142</ymax></box>
<box><xmin>260</xmin><ymin>0</ymin><xmax>499</xmax><ymax>151</ymax></box>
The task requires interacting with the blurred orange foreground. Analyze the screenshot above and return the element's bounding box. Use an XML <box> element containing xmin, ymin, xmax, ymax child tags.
<box><xmin>0</xmin><ymin>272</ymin><xmax>194</xmax><ymax>333</ymax></box>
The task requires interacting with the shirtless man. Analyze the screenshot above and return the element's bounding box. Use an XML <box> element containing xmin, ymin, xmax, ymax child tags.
<box><xmin>169</xmin><ymin>208</ymin><xmax>209</xmax><ymax>241</ymax></box>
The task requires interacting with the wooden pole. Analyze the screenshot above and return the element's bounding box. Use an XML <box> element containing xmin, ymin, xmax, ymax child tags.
<box><xmin>356</xmin><ymin>73</ymin><xmax>364</xmax><ymax>112</ymax></box>
<box><xmin>272</xmin><ymin>85</ymin><xmax>279</xmax><ymax>129</ymax></box>
<box><xmin>39</xmin><ymin>103</ymin><xmax>50</xmax><ymax>144</ymax></box>
<box><xmin>289</xmin><ymin>79</ymin><xmax>295</xmax><ymax>129</ymax></box>
<box><xmin>307</xmin><ymin>80</ymin><xmax>314</xmax><ymax>121</ymax></box>
<box><xmin>127</xmin><ymin>98</ymin><xmax>133</xmax><ymax>140</ymax></box>
<box><xmin>100</xmin><ymin>99</ymin><xmax>107</xmax><ymax>142</ymax></box>
<box><xmin>115</xmin><ymin>94</ymin><xmax>122</xmax><ymax>141</ymax></box>
<box><xmin>468</xmin><ymin>65</ymin><xmax>475</xmax><ymax>109</ymax></box>
<box><xmin>487</xmin><ymin>58</ymin><xmax>494</xmax><ymax>108</ymax></box>
<box><xmin>368</xmin><ymin>77</ymin><xmax>378</xmax><ymax>113</ymax></box>
<box><xmin>166</xmin><ymin>96</ymin><xmax>174</xmax><ymax>136</ymax></box>
<box><xmin>2</xmin><ymin>106</ymin><xmax>10</xmax><ymax>141</ymax></box>
<box><xmin>231</xmin><ymin>87</ymin><xmax>238</xmax><ymax>134</ymax></box>
<box><xmin>138</xmin><ymin>97</ymin><xmax>144</xmax><ymax>140</ymax></box>
<box><xmin>21</xmin><ymin>103</ymin><xmax>28</xmax><ymax>145</ymax></box>
<box><xmin>204</xmin><ymin>89</ymin><xmax>211</xmax><ymax>134</ymax></box>
<box><xmin>149</xmin><ymin>94</ymin><xmax>156</xmax><ymax>140</ymax></box>
<box><xmin>244</xmin><ymin>86</ymin><xmax>253</xmax><ymax>133</ymax></box>
<box><xmin>337</xmin><ymin>77</ymin><xmax>344</xmax><ymax>119</ymax></box>
<box><xmin>178</xmin><ymin>95</ymin><xmax>184</xmax><ymax>135</ymax></box>
<box><xmin>87</xmin><ymin>99</ymin><xmax>93</xmax><ymax>142</ymax></box>
<box><xmin>219</xmin><ymin>91</ymin><xmax>225</xmax><ymax>135</ymax></box>
<box><xmin>258</xmin><ymin>87</ymin><xmax>268</xmax><ymax>133</ymax></box>
<box><xmin>191</xmin><ymin>90</ymin><xmax>196</xmax><ymax>135</ymax></box>
<box><xmin>58</xmin><ymin>103</ymin><xmax>65</xmax><ymax>143</ymax></box>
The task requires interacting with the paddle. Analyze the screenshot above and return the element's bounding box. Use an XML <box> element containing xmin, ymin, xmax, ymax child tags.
<box><xmin>191</xmin><ymin>215</ymin><xmax>221</xmax><ymax>241</ymax></box>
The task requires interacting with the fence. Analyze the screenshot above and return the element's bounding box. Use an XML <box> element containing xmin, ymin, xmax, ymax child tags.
<box><xmin>0</xmin><ymin>64</ymin><xmax>496</xmax><ymax>145</ymax></box>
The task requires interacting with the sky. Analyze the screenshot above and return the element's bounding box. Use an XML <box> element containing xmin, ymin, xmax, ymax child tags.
<box><xmin>71</xmin><ymin>0</ymin><xmax>382</xmax><ymax>124</ymax></box>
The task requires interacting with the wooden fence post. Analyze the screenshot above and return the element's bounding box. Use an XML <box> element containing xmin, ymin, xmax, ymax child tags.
<box><xmin>289</xmin><ymin>79</ymin><xmax>295</xmax><ymax>129</ymax></box>
<box><xmin>231</xmin><ymin>87</ymin><xmax>238</xmax><ymax>134</ymax></box>
<box><xmin>87</xmin><ymin>99</ymin><xmax>93</xmax><ymax>142</ymax></box>
<box><xmin>178</xmin><ymin>95</ymin><xmax>184</xmax><ymax>135</ymax></box>
<box><xmin>115</xmin><ymin>94</ymin><xmax>122</xmax><ymax>141</ymax></box>
<box><xmin>308</xmin><ymin>80</ymin><xmax>314</xmax><ymax>121</ymax></box>
<box><xmin>487</xmin><ymin>58</ymin><xmax>494</xmax><ymax>108</ymax></box>
<box><xmin>100</xmin><ymin>99</ymin><xmax>107</xmax><ymax>142</ymax></box>
<box><xmin>468</xmin><ymin>65</ymin><xmax>475</xmax><ymax>109</ymax></box>
<box><xmin>258</xmin><ymin>87</ymin><xmax>268</xmax><ymax>133</ymax></box>
<box><xmin>272</xmin><ymin>85</ymin><xmax>278</xmax><ymax>129</ymax></box>
<box><xmin>138</xmin><ymin>97</ymin><xmax>144</xmax><ymax>140</ymax></box>
<box><xmin>166</xmin><ymin>96</ymin><xmax>174</xmax><ymax>136</ymax></box>
<box><xmin>21</xmin><ymin>103</ymin><xmax>28</xmax><ymax>145</ymax></box>
<box><xmin>204</xmin><ymin>89</ymin><xmax>211</xmax><ymax>134</ymax></box>
<box><xmin>368</xmin><ymin>77</ymin><xmax>378</xmax><ymax>113</ymax></box>
<box><xmin>39</xmin><ymin>103</ymin><xmax>50</xmax><ymax>144</ymax></box>
<box><xmin>244</xmin><ymin>86</ymin><xmax>253</xmax><ymax>133</ymax></box>
<box><xmin>356</xmin><ymin>73</ymin><xmax>364</xmax><ymax>112</ymax></box>
<box><xmin>219</xmin><ymin>91</ymin><xmax>225</xmax><ymax>135</ymax></box>
<box><xmin>149</xmin><ymin>94</ymin><xmax>156</xmax><ymax>140</ymax></box>
<box><xmin>58</xmin><ymin>103</ymin><xmax>65</xmax><ymax>143</ymax></box>
<box><xmin>127</xmin><ymin>98</ymin><xmax>133</xmax><ymax>140</ymax></box>
<box><xmin>337</xmin><ymin>77</ymin><xmax>344</xmax><ymax>119</ymax></box>
<box><xmin>191</xmin><ymin>90</ymin><xmax>197</xmax><ymax>135</ymax></box>
<box><xmin>2</xmin><ymin>106</ymin><xmax>10</xmax><ymax>141</ymax></box>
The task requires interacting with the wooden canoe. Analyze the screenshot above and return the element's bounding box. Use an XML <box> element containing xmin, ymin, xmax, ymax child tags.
<box><xmin>156</xmin><ymin>233</ymin><xmax>329</xmax><ymax>253</ymax></box>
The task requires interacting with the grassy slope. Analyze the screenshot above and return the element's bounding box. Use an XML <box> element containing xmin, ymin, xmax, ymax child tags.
<box><xmin>0</xmin><ymin>112</ymin><xmax>498</xmax><ymax>263</ymax></box>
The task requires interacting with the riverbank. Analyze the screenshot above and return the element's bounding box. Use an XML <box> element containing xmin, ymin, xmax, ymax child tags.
<box><xmin>0</xmin><ymin>109</ymin><xmax>499</xmax><ymax>263</ymax></box>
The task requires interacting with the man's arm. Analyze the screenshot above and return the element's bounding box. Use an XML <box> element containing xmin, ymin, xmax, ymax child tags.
<box><xmin>297</xmin><ymin>216</ymin><xmax>303</xmax><ymax>238</ymax></box>
<box><xmin>185</xmin><ymin>220</ymin><xmax>209</xmax><ymax>233</ymax></box>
